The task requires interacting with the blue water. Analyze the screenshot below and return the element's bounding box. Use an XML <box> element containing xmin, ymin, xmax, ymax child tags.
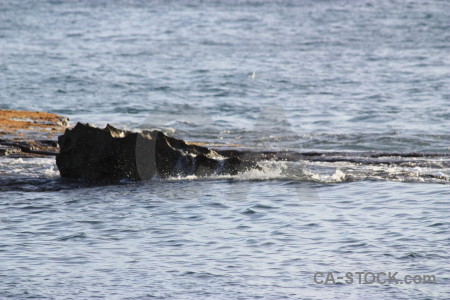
<box><xmin>1</xmin><ymin>0</ymin><xmax>449</xmax><ymax>299</ymax></box>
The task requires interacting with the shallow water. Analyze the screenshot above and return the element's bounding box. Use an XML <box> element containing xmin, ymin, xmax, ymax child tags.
<box><xmin>1</xmin><ymin>0</ymin><xmax>449</xmax><ymax>299</ymax></box>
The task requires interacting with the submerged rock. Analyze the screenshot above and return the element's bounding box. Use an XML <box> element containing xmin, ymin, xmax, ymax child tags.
<box><xmin>56</xmin><ymin>123</ymin><xmax>258</xmax><ymax>182</ymax></box>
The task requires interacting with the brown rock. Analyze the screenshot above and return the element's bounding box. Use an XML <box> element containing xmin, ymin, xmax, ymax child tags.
<box><xmin>0</xmin><ymin>109</ymin><xmax>68</xmax><ymax>157</ymax></box>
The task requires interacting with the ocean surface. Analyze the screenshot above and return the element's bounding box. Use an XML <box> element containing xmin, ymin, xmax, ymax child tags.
<box><xmin>1</xmin><ymin>0</ymin><xmax>449</xmax><ymax>299</ymax></box>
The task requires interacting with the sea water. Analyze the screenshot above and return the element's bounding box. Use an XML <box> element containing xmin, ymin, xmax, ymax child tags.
<box><xmin>0</xmin><ymin>0</ymin><xmax>449</xmax><ymax>299</ymax></box>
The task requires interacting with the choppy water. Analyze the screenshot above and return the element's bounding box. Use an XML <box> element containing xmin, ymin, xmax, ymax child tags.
<box><xmin>1</xmin><ymin>0</ymin><xmax>449</xmax><ymax>299</ymax></box>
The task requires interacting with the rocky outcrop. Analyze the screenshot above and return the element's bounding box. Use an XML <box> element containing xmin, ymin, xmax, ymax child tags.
<box><xmin>0</xmin><ymin>109</ymin><xmax>68</xmax><ymax>157</ymax></box>
<box><xmin>56</xmin><ymin>123</ymin><xmax>258</xmax><ymax>182</ymax></box>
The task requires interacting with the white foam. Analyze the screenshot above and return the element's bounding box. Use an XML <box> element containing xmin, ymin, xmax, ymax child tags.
<box><xmin>1</xmin><ymin>155</ymin><xmax>448</xmax><ymax>185</ymax></box>
<box><xmin>44</xmin><ymin>165</ymin><xmax>60</xmax><ymax>178</ymax></box>
<box><xmin>311</xmin><ymin>169</ymin><xmax>346</xmax><ymax>183</ymax></box>
<box><xmin>0</xmin><ymin>156</ymin><xmax>59</xmax><ymax>178</ymax></box>
<box><xmin>174</xmin><ymin>159</ymin><xmax>450</xmax><ymax>184</ymax></box>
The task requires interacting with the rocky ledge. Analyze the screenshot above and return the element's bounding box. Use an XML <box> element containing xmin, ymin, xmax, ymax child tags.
<box><xmin>0</xmin><ymin>109</ymin><xmax>68</xmax><ymax>157</ymax></box>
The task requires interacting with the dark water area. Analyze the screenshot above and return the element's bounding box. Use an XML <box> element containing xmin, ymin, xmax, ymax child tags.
<box><xmin>0</xmin><ymin>0</ymin><xmax>449</xmax><ymax>299</ymax></box>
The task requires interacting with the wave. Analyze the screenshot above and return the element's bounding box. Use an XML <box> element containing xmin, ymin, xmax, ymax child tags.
<box><xmin>1</xmin><ymin>150</ymin><xmax>448</xmax><ymax>192</ymax></box>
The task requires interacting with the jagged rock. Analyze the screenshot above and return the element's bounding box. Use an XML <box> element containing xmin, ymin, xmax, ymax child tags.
<box><xmin>56</xmin><ymin>123</ymin><xmax>258</xmax><ymax>182</ymax></box>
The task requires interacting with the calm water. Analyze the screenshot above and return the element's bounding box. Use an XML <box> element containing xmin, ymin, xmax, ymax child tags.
<box><xmin>1</xmin><ymin>0</ymin><xmax>449</xmax><ymax>299</ymax></box>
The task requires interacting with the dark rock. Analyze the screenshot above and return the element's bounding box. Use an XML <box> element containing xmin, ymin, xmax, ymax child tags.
<box><xmin>56</xmin><ymin>123</ymin><xmax>258</xmax><ymax>183</ymax></box>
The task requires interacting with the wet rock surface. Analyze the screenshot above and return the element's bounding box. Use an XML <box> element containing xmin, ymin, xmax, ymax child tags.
<box><xmin>56</xmin><ymin>123</ymin><xmax>258</xmax><ymax>182</ymax></box>
<box><xmin>0</xmin><ymin>109</ymin><xmax>68</xmax><ymax>157</ymax></box>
